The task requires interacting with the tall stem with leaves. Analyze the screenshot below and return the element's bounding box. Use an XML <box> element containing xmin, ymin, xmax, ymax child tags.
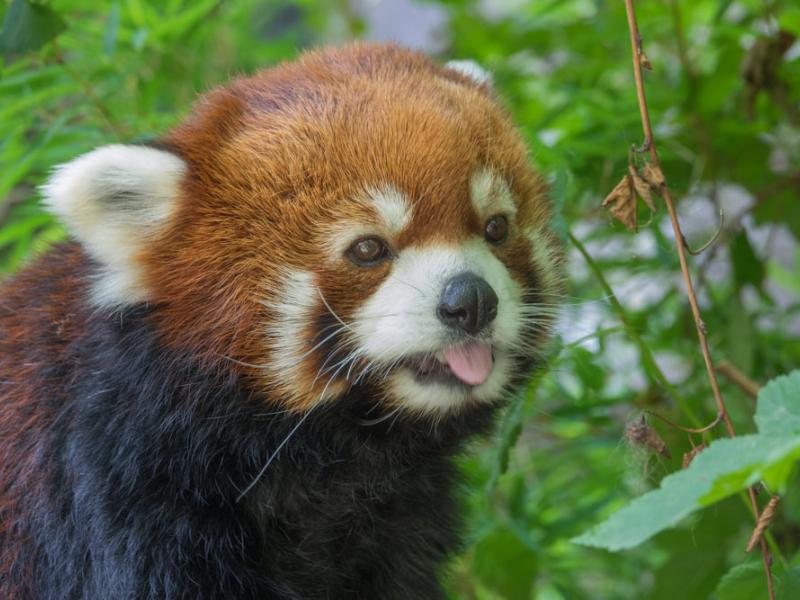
<box><xmin>621</xmin><ymin>0</ymin><xmax>775</xmax><ymax>596</ymax></box>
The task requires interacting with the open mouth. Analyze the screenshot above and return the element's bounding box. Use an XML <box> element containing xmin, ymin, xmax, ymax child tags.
<box><xmin>403</xmin><ymin>341</ymin><xmax>494</xmax><ymax>387</ymax></box>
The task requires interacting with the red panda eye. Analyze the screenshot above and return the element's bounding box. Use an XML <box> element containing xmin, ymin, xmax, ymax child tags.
<box><xmin>484</xmin><ymin>215</ymin><xmax>509</xmax><ymax>244</ymax></box>
<box><xmin>347</xmin><ymin>237</ymin><xmax>389</xmax><ymax>266</ymax></box>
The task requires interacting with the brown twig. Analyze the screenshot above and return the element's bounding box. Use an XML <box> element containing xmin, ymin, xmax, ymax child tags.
<box><xmin>716</xmin><ymin>360</ymin><xmax>761</xmax><ymax>400</ymax></box>
<box><xmin>683</xmin><ymin>209</ymin><xmax>724</xmax><ymax>255</ymax></box>
<box><xmin>622</xmin><ymin>1</ymin><xmax>775</xmax><ymax>597</ymax></box>
<box><xmin>645</xmin><ymin>410</ymin><xmax>723</xmax><ymax>434</ymax></box>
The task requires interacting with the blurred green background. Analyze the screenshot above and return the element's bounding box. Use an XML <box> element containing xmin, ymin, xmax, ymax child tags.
<box><xmin>1</xmin><ymin>0</ymin><xmax>798</xmax><ymax>598</ymax></box>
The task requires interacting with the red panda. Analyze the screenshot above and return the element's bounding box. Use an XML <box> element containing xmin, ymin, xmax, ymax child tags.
<box><xmin>0</xmin><ymin>43</ymin><xmax>561</xmax><ymax>599</ymax></box>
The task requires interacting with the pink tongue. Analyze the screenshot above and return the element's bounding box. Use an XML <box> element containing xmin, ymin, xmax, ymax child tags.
<box><xmin>443</xmin><ymin>342</ymin><xmax>493</xmax><ymax>386</ymax></box>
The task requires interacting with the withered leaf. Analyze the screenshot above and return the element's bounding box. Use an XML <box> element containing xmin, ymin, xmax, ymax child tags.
<box><xmin>641</xmin><ymin>163</ymin><xmax>665</xmax><ymax>190</ymax></box>
<box><xmin>629</xmin><ymin>165</ymin><xmax>655</xmax><ymax>211</ymax></box>
<box><xmin>602</xmin><ymin>175</ymin><xmax>637</xmax><ymax>231</ymax></box>
<box><xmin>682</xmin><ymin>442</ymin><xmax>707</xmax><ymax>468</ymax></box>
<box><xmin>745</xmin><ymin>495</ymin><xmax>780</xmax><ymax>553</ymax></box>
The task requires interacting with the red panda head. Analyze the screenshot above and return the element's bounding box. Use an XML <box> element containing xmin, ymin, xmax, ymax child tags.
<box><xmin>42</xmin><ymin>43</ymin><xmax>562</xmax><ymax>417</ymax></box>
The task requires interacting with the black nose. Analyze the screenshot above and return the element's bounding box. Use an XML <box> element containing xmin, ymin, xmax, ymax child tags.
<box><xmin>437</xmin><ymin>272</ymin><xmax>499</xmax><ymax>335</ymax></box>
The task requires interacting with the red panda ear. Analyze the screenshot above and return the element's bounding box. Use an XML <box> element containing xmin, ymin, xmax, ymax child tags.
<box><xmin>41</xmin><ymin>144</ymin><xmax>186</xmax><ymax>307</ymax></box>
<box><xmin>444</xmin><ymin>60</ymin><xmax>493</xmax><ymax>87</ymax></box>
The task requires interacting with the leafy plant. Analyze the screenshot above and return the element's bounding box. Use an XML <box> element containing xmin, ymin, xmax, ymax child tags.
<box><xmin>575</xmin><ymin>370</ymin><xmax>800</xmax><ymax>550</ymax></box>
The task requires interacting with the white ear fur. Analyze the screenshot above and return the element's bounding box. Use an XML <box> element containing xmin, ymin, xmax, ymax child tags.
<box><xmin>445</xmin><ymin>59</ymin><xmax>493</xmax><ymax>86</ymax></box>
<box><xmin>41</xmin><ymin>144</ymin><xmax>186</xmax><ymax>306</ymax></box>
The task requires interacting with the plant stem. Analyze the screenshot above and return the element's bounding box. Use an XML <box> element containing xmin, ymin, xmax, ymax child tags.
<box><xmin>716</xmin><ymin>360</ymin><xmax>761</xmax><ymax>400</ymax></box>
<box><xmin>568</xmin><ymin>231</ymin><xmax>701</xmax><ymax>426</ymax></box>
<box><xmin>622</xmin><ymin>1</ymin><xmax>775</xmax><ymax>596</ymax></box>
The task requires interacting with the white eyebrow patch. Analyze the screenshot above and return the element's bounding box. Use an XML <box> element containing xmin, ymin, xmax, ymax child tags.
<box><xmin>365</xmin><ymin>185</ymin><xmax>412</xmax><ymax>235</ymax></box>
<box><xmin>469</xmin><ymin>169</ymin><xmax>517</xmax><ymax>219</ymax></box>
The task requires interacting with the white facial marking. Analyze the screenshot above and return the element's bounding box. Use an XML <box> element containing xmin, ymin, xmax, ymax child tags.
<box><xmin>470</xmin><ymin>169</ymin><xmax>518</xmax><ymax>220</ymax></box>
<box><xmin>352</xmin><ymin>240</ymin><xmax>523</xmax><ymax>413</ymax></box>
<box><xmin>445</xmin><ymin>59</ymin><xmax>493</xmax><ymax>86</ymax></box>
<box><xmin>264</xmin><ymin>269</ymin><xmax>344</xmax><ymax>403</ymax></box>
<box><xmin>366</xmin><ymin>185</ymin><xmax>412</xmax><ymax>236</ymax></box>
<box><xmin>41</xmin><ymin>144</ymin><xmax>186</xmax><ymax>307</ymax></box>
<box><xmin>321</xmin><ymin>186</ymin><xmax>411</xmax><ymax>261</ymax></box>
<box><xmin>265</xmin><ymin>269</ymin><xmax>316</xmax><ymax>377</ymax></box>
<box><xmin>322</xmin><ymin>222</ymin><xmax>383</xmax><ymax>260</ymax></box>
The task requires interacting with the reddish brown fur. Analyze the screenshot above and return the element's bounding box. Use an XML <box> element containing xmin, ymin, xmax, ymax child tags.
<box><xmin>0</xmin><ymin>246</ymin><xmax>93</xmax><ymax>586</ymax></box>
<box><xmin>0</xmin><ymin>44</ymin><xmax>561</xmax><ymax>598</ymax></box>
<box><xmin>138</xmin><ymin>43</ymin><xmax>552</xmax><ymax>410</ymax></box>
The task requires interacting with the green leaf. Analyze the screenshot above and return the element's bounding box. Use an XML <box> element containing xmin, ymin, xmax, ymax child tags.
<box><xmin>715</xmin><ymin>561</ymin><xmax>769</xmax><ymax>600</ymax></box>
<box><xmin>0</xmin><ymin>0</ymin><xmax>65</xmax><ymax>56</ymax></box>
<box><xmin>778</xmin><ymin>566</ymin><xmax>800</xmax><ymax>600</ymax></box>
<box><xmin>779</xmin><ymin>7</ymin><xmax>800</xmax><ymax>36</ymax></box>
<box><xmin>472</xmin><ymin>526</ymin><xmax>538</xmax><ymax>600</ymax></box>
<box><xmin>487</xmin><ymin>390</ymin><xmax>525</xmax><ymax>492</ymax></box>
<box><xmin>731</xmin><ymin>230</ymin><xmax>765</xmax><ymax>290</ymax></box>
<box><xmin>754</xmin><ymin>371</ymin><xmax>800</xmax><ymax>435</ymax></box>
<box><xmin>573</xmin><ymin>371</ymin><xmax>800</xmax><ymax>550</ymax></box>
<box><xmin>103</xmin><ymin>1</ymin><xmax>121</xmax><ymax>56</ymax></box>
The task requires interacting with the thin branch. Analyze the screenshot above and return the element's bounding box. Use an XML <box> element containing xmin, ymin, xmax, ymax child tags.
<box><xmin>646</xmin><ymin>410</ymin><xmax>723</xmax><ymax>434</ymax></box>
<box><xmin>568</xmin><ymin>231</ymin><xmax>701</xmax><ymax>426</ymax></box>
<box><xmin>622</xmin><ymin>1</ymin><xmax>775</xmax><ymax>597</ymax></box>
<box><xmin>683</xmin><ymin>209</ymin><xmax>724</xmax><ymax>255</ymax></box>
<box><xmin>716</xmin><ymin>360</ymin><xmax>761</xmax><ymax>400</ymax></box>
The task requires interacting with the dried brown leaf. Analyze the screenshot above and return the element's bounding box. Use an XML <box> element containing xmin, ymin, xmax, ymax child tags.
<box><xmin>682</xmin><ymin>442</ymin><xmax>707</xmax><ymax>468</ymax></box>
<box><xmin>629</xmin><ymin>165</ymin><xmax>655</xmax><ymax>210</ymax></box>
<box><xmin>602</xmin><ymin>175</ymin><xmax>637</xmax><ymax>231</ymax></box>
<box><xmin>641</xmin><ymin>163</ymin><xmax>665</xmax><ymax>190</ymax></box>
<box><xmin>746</xmin><ymin>496</ymin><xmax>780</xmax><ymax>552</ymax></box>
<box><xmin>639</xmin><ymin>50</ymin><xmax>652</xmax><ymax>70</ymax></box>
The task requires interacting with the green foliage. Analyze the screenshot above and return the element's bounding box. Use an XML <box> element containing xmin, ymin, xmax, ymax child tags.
<box><xmin>1</xmin><ymin>1</ymin><xmax>798</xmax><ymax>598</ymax></box>
<box><xmin>0</xmin><ymin>0</ymin><xmax>65</xmax><ymax>55</ymax></box>
<box><xmin>574</xmin><ymin>370</ymin><xmax>800</xmax><ymax>550</ymax></box>
<box><xmin>715</xmin><ymin>561</ymin><xmax>768</xmax><ymax>600</ymax></box>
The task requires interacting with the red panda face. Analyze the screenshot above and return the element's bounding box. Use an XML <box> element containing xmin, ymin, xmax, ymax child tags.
<box><xmin>43</xmin><ymin>44</ymin><xmax>562</xmax><ymax>417</ymax></box>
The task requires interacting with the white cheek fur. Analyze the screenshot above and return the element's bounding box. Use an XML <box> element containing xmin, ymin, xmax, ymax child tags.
<box><xmin>351</xmin><ymin>240</ymin><xmax>524</xmax><ymax>413</ymax></box>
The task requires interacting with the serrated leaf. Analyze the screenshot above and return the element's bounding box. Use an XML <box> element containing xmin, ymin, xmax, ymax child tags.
<box><xmin>715</xmin><ymin>562</ymin><xmax>768</xmax><ymax>600</ymax></box>
<box><xmin>0</xmin><ymin>0</ymin><xmax>65</xmax><ymax>56</ymax></box>
<box><xmin>755</xmin><ymin>371</ymin><xmax>800</xmax><ymax>435</ymax></box>
<box><xmin>573</xmin><ymin>371</ymin><xmax>800</xmax><ymax>550</ymax></box>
